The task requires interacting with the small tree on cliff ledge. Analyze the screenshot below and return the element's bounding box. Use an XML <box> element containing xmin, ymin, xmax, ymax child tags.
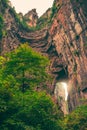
<box><xmin>2</xmin><ymin>43</ymin><xmax>50</xmax><ymax>92</ymax></box>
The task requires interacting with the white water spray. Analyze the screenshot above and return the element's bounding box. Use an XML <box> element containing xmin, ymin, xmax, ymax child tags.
<box><xmin>54</xmin><ymin>82</ymin><xmax>69</xmax><ymax>114</ymax></box>
<box><xmin>61</xmin><ymin>82</ymin><xmax>68</xmax><ymax>101</ymax></box>
<box><xmin>54</xmin><ymin>82</ymin><xmax>68</xmax><ymax>101</ymax></box>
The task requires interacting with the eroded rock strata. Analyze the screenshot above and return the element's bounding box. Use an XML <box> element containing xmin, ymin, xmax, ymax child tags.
<box><xmin>0</xmin><ymin>0</ymin><xmax>87</xmax><ymax>112</ymax></box>
<box><xmin>49</xmin><ymin>0</ymin><xmax>87</xmax><ymax>111</ymax></box>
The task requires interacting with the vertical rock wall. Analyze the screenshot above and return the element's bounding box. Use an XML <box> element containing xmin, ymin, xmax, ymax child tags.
<box><xmin>49</xmin><ymin>0</ymin><xmax>87</xmax><ymax>111</ymax></box>
<box><xmin>24</xmin><ymin>9</ymin><xmax>38</xmax><ymax>27</ymax></box>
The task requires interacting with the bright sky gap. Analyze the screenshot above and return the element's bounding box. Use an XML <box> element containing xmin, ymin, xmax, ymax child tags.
<box><xmin>10</xmin><ymin>0</ymin><xmax>54</xmax><ymax>17</ymax></box>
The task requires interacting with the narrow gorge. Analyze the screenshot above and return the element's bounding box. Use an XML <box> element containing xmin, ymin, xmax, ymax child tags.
<box><xmin>0</xmin><ymin>0</ymin><xmax>87</xmax><ymax>115</ymax></box>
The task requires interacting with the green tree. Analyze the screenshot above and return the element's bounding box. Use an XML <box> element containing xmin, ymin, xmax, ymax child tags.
<box><xmin>9</xmin><ymin>91</ymin><xmax>62</xmax><ymax>130</ymax></box>
<box><xmin>0</xmin><ymin>43</ymin><xmax>63</xmax><ymax>130</ymax></box>
<box><xmin>0</xmin><ymin>85</ymin><xmax>20</xmax><ymax>129</ymax></box>
<box><xmin>64</xmin><ymin>105</ymin><xmax>87</xmax><ymax>130</ymax></box>
<box><xmin>0</xmin><ymin>86</ymin><xmax>63</xmax><ymax>130</ymax></box>
<box><xmin>2</xmin><ymin>43</ymin><xmax>50</xmax><ymax>92</ymax></box>
<box><xmin>21</xmin><ymin>91</ymin><xmax>62</xmax><ymax>130</ymax></box>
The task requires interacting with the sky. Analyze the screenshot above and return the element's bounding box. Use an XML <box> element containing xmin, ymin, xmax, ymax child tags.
<box><xmin>10</xmin><ymin>0</ymin><xmax>54</xmax><ymax>17</ymax></box>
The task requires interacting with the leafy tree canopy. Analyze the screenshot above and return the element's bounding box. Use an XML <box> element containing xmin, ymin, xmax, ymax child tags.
<box><xmin>63</xmin><ymin>105</ymin><xmax>87</xmax><ymax>130</ymax></box>
<box><xmin>0</xmin><ymin>84</ymin><xmax>62</xmax><ymax>130</ymax></box>
<box><xmin>1</xmin><ymin>43</ymin><xmax>50</xmax><ymax>92</ymax></box>
<box><xmin>0</xmin><ymin>43</ymin><xmax>63</xmax><ymax>130</ymax></box>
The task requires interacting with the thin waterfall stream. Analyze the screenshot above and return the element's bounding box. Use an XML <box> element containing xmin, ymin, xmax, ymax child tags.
<box><xmin>54</xmin><ymin>82</ymin><xmax>69</xmax><ymax>114</ymax></box>
<box><xmin>61</xmin><ymin>82</ymin><xmax>68</xmax><ymax>101</ymax></box>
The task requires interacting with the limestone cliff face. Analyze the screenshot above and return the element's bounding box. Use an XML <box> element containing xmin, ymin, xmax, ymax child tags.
<box><xmin>0</xmin><ymin>0</ymin><xmax>20</xmax><ymax>54</ymax></box>
<box><xmin>24</xmin><ymin>9</ymin><xmax>38</xmax><ymax>27</ymax></box>
<box><xmin>0</xmin><ymin>0</ymin><xmax>87</xmax><ymax>112</ymax></box>
<box><xmin>49</xmin><ymin>0</ymin><xmax>87</xmax><ymax>111</ymax></box>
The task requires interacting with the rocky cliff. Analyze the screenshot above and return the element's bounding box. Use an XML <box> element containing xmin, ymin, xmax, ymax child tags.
<box><xmin>49</xmin><ymin>0</ymin><xmax>87</xmax><ymax>111</ymax></box>
<box><xmin>24</xmin><ymin>9</ymin><xmax>38</xmax><ymax>27</ymax></box>
<box><xmin>0</xmin><ymin>0</ymin><xmax>87</xmax><ymax>112</ymax></box>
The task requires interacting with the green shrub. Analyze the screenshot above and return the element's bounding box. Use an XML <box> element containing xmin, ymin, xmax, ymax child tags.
<box><xmin>50</xmin><ymin>4</ymin><xmax>57</xmax><ymax>19</ymax></box>
<box><xmin>65</xmin><ymin>105</ymin><xmax>87</xmax><ymax>130</ymax></box>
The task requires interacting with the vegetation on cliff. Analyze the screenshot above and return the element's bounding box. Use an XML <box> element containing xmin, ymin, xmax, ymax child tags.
<box><xmin>0</xmin><ymin>0</ymin><xmax>9</xmax><ymax>16</ymax></box>
<box><xmin>0</xmin><ymin>15</ymin><xmax>4</xmax><ymax>39</ymax></box>
<box><xmin>9</xmin><ymin>7</ymin><xmax>31</xmax><ymax>32</ymax></box>
<box><xmin>2</xmin><ymin>0</ymin><xmax>59</xmax><ymax>32</ymax></box>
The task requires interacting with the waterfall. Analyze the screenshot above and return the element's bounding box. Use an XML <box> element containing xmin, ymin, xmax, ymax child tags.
<box><xmin>61</xmin><ymin>82</ymin><xmax>68</xmax><ymax>101</ymax></box>
<box><xmin>54</xmin><ymin>82</ymin><xmax>68</xmax><ymax>114</ymax></box>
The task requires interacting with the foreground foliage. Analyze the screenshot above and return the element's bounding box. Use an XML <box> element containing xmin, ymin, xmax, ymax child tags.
<box><xmin>0</xmin><ymin>87</ymin><xmax>63</xmax><ymax>130</ymax></box>
<box><xmin>0</xmin><ymin>43</ymin><xmax>87</xmax><ymax>130</ymax></box>
<box><xmin>0</xmin><ymin>43</ymin><xmax>62</xmax><ymax>130</ymax></box>
<box><xmin>64</xmin><ymin>105</ymin><xmax>87</xmax><ymax>130</ymax></box>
